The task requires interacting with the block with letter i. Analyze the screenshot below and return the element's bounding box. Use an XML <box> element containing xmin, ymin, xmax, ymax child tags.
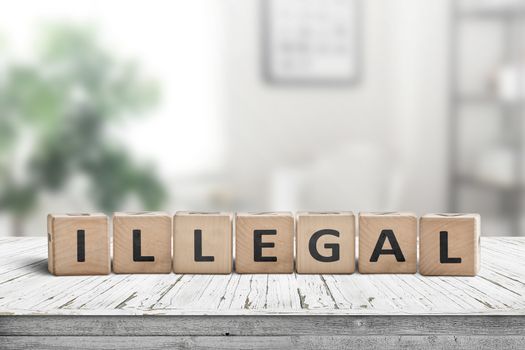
<box><xmin>47</xmin><ymin>213</ymin><xmax>110</xmax><ymax>276</ymax></box>
<box><xmin>358</xmin><ymin>212</ymin><xmax>417</xmax><ymax>274</ymax></box>
<box><xmin>296</xmin><ymin>212</ymin><xmax>355</xmax><ymax>274</ymax></box>
<box><xmin>419</xmin><ymin>213</ymin><xmax>480</xmax><ymax>276</ymax></box>
<box><xmin>113</xmin><ymin>212</ymin><xmax>172</xmax><ymax>274</ymax></box>
<box><xmin>173</xmin><ymin>212</ymin><xmax>233</xmax><ymax>274</ymax></box>
<box><xmin>235</xmin><ymin>212</ymin><xmax>294</xmax><ymax>274</ymax></box>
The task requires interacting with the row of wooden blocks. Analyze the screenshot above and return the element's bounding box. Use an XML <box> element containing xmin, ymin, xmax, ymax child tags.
<box><xmin>48</xmin><ymin>211</ymin><xmax>481</xmax><ymax>276</ymax></box>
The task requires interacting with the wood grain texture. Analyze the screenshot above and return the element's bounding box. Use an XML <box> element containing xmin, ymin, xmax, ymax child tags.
<box><xmin>358</xmin><ymin>212</ymin><xmax>417</xmax><ymax>274</ymax></box>
<box><xmin>173</xmin><ymin>212</ymin><xmax>233</xmax><ymax>274</ymax></box>
<box><xmin>1</xmin><ymin>315</ymin><xmax>525</xmax><ymax>336</ymax></box>
<box><xmin>419</xmin><ymin>213</ymin><xmax>480</xmax><ymax>276</ymax></box>
<box><xmin>47</xmin><ymin>213</ymin><xmax>110</xmax><ymax>276</ymax></box>
<box><xmin>1</xmin><ymin>237</ymin><xmax>525</xmax><ymax>349</ymax></box>
<box><xmin>235</xmin><ymin>212</ymin><xmax>294</xmax><ymax>274</ymax></box>
<box><xmin>2</xmin><ymin>335</ymin><xmax>525</xmax><ymax>350</ymax></box>
<box><xmin>113</xmin><ymin>212</ymin><xmax>172</xmax><ymax>274</ymax></box>
<box><xmin>0</xmin><ymin>237</ymin><xmax>524</xmax><ymax>316</ymax></box>
<box><xmin>296</xmin><ymin>212</ymin><xmax>355</xmax><ymax>274</ymax></box>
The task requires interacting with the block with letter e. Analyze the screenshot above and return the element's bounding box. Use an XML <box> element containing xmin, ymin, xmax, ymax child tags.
<box><xmin>419</xmin><ymin>213</ymin><xmax>480</xmax><ymax>276</ymax></box>
<box><xmin>173</xmin><ymin>212</ymin><xmax>233</xmax><ymax>274</ymax></box>
<box><xmin>358</xmin><ymin>212</ymin><xmax>417</xmax><ymax>274</ymax></box>
<box><xmin>296</xmin><ymin>212</ymin><xmax>355</xmax><ymax>274</ymax></box>
<box><xmin>47</xmin><ymin>213</ymin><xmax>110</xmax><ymax>276</ymax></box>
<box><xmin>235</xmin><ymin>212</ymin><xmax>294</xmax><ymax>274</ymax></box>
<box><xmin>113</xmin><ymin>212</ymin><xmax>172</xmax><ymax>274</ymax></box>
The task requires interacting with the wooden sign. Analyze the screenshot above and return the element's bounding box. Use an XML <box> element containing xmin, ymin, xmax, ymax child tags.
<box><xmin>47</xmin><ymin>212</ymin><xmax>481</xmax><ymax>276</ymax></box>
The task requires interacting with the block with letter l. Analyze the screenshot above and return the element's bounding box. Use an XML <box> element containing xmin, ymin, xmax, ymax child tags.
<box><xmin>113</xmin><ymin>212</ymin><xmax>172</xmax><ymax>274</ymax></box>
<box><xmin>47</xmin><ymin>213</ymin><xmax>110</xmax><ymax>276</ymax></box>
<box><xmin>419</xmin><ymin>213</ymin><xmax>480</xmax><ymax>276</ymax></box>
<box><xmin>173</xmin><ymin>212</ymin><xmax>233</xmax><ymax>274</ymax></box>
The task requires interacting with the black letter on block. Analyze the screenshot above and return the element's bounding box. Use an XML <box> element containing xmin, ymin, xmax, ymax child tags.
<box><xmin>440</xmin><ymin>231</ymin><xmax>461</xmax><ymax>264</ymax></box>
<box><xmin>370</xmin><ymin>229</ymin><xmax>405</xmax><ymax>262</ymax></box>
<box><xmin>309</xmin><ymin>229</ymin><xmax>340</xmax><ymax>262</ymax></box>
<box><xmin>77</xmin><ymin>229</ymin><xmax>85</xmax><ymax>262</ymax></box>
<box><xmin>254</xmin><ymin>230</ymin><xmax>277</xmax><ymax>262</ymax></box>
<box><xmin>133</xmin><ymin>229</ymin><xmax>155</xmax><ymax>262</ymax></box>
<box><xmin>194</xmin><ymin>229</ymin><xmax>214</xmax><ymax>262</ymax></box>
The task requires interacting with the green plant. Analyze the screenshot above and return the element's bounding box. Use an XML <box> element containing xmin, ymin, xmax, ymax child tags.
<box><xmin>0</xmin><ymin>24</ymin><xmax>166</xmax><ymax>235</ymax></box>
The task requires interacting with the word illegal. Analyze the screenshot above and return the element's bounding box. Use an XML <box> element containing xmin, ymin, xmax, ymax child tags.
<box><xmin>47</xmin><ymin>211</ymin><xmax>480</xmax><ymax>276</ymax></box>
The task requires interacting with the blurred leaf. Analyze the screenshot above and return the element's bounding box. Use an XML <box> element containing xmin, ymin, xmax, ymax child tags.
<box><xmin>0</xmin><ymin>23</ymin><xmax>167</xmax><ymax>230</ymax></box>
<box><xmin>0</xmin><ymin>176</ymin><xmax>37</xmax><ymax>216</ymax></box>
<box><xmin>81</xmin><ymin>147</ymin><xmax>166</xmax><ymax>212</ymax></box>
<box><xmin>5</xmin><ymin>66</ymin><xmax>63</xmax><ymax>128</ymax></box>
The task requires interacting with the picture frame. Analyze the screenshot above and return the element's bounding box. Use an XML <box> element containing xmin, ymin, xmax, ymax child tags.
<box><xmin>261</xmin><ymin>0</ymin><xmax>361</xmax><ymax>86</ymax></box>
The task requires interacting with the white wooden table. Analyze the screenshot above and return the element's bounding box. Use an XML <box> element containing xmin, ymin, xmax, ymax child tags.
<box><xmin>0</xmin><ymin>237</ymin><xmax>524</xmax><ymax>349</ymax></box>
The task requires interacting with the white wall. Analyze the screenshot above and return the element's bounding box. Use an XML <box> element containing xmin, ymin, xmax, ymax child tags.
<box><xmin>222</xmin><ymin>0</ymin><xmax>450</xmax><ymax>213</ymax></box>
<box><xmin>385</xmin><ymin>0</ymin><xmax>450</xmax><ymax>213</ymax></box>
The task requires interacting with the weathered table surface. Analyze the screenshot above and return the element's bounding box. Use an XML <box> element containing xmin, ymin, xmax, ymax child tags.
<box><xmin>0</xmin><ymin>237</ymin><xmax>524</xmax><ymax>349</ymax></box>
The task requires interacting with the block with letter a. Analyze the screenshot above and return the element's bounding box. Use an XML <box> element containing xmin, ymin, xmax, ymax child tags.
<box><xmin>358</xmin><ymin>212</ymin><xmax>417</xmax><ymax>274</ymax></box>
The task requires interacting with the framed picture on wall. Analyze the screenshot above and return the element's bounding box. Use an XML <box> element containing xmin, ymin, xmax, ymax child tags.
<box><xmin>262</xmin><ymin>0</ymin><xmax>361</xmax><ymax>85</ymax></box>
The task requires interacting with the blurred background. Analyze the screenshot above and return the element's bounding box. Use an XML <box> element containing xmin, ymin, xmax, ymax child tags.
<box><xmin>0</xmin><ymin>0</ymin><xmax>524</xmax><ymax>237</ymax></box>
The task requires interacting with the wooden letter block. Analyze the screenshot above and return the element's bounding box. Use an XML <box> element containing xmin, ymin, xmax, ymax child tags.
<box><xmin>173</xmin><ymin>212</ymin><xmax>233</xmax><ymax>274</ymax></box>
<box><xmin>296</xmin><ymin>212</ymin><xmax>355</xmax><ymax>274</ymax></box>
<box><xmin>235</xmin><ymin>212</ymin><xmax>294</xmax><ymax>274</ymax></box>
<box><xmin>419</xmin><ymin>213</ymin><xmax>480</xmax><ymax>276</ymax></box>
<box><xmin>47</xmin><ymin>213</ymin><xmax>110</xmax><ymax>276</ymax></box>
<box><xmin>113</xmin><ymin>212</ymin><xmax>172</xmax><ymax>274</ymax></box>
<box><xmin>358</xmin><ymin>212</ymin><xmax>417</xmax><ymax>274</ymax></box>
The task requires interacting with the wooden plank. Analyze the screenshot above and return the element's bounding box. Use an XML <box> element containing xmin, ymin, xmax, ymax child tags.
<box><xmin>1</xmin><ymin>315</ymin><xmax>525</xmax><ymax>336</ymax></box>
<box><xmin>2</xmin><ymin>335</ymin><xmax>525</xmax><ymax>350</ymax></box>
